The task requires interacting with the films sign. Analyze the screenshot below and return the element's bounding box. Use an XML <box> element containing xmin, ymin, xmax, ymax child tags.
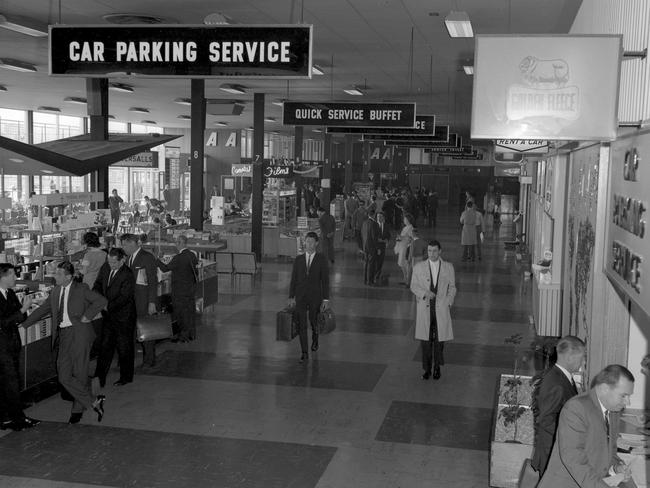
<box><xmin>472</xmin><ymin>35</ymin><xmax>622</xmax><ymax>141</ymax></box>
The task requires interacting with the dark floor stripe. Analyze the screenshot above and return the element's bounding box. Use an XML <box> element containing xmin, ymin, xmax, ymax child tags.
<box><xmin>0</xmin><ymin>422</ymin><xmax>336</xmax><ymax>488</ymax></box>
<box><xmin>411</xmin><ymin>342</ymin><xmax>515</xmax><ymax>369</ymax></box>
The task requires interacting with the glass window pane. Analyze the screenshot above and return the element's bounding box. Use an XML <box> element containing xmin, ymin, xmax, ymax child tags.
<box><xmin>0</xmin><ymin>108</ymin><xmax>27</xmax><ymax>142</ymax></box>
<box><xmin>109</xmin><ymin>121</ymin><xmax>128</xmax><ymax>133</ymax></box>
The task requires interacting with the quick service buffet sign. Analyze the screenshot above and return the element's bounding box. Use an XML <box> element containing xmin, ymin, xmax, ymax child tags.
<box><xmin>471</xmin><ymin>35</ymin><xmax>622</xmax><ymax>141</ymax></box>
<box><xmin>49</xmin><ymin>25</ymin><xmax>312</xmax><ymax>78</ymax></box>
<box><xmin>606</xmin><ymin>132</ymin><xmax>649</xmax><ymax>317</ymax></box>
<box><xmin>283</xmin><ymin>102</ymin><xmax>416</xmax><ymax>128</ymax></box>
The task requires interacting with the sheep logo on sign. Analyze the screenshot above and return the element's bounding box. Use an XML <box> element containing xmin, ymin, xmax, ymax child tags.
<box><xmin>506</xmin><ymin>56</ymin><xmax>579</xmax><ymax>123</ymax></box>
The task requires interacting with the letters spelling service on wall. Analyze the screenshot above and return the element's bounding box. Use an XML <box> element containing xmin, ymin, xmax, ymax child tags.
<box><xmin>49</xmin><ymin>25</ymin><xmax>312</xmax><ymax>78</ymax></box>
<box><xmin>471</xmin><ymin>35</ymin><xmax>622</xmax><ymax>141</ymax></box>
<box><xmin>606</xmin><ymin>133</ymin><xmax>649</xmax><ymax>317</ymax></box>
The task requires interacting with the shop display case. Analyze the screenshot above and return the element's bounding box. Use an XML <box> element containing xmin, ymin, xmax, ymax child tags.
<box><xmin>262</xmin><ymin>189</ymin><xmax>296</xmax><ymax>227</ymax></box>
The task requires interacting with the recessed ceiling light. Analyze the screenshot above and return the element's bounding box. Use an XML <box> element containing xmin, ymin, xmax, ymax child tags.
<box><xmin>204</xmin><ymin>13</ymin><xmax>235</xmax><ymax>25</ymax></box>
<box><xmin>108</xmin><ymin>115</ymin><xmax>115</xmax><ymax>119</ymax></box>
<box><xmin>312</xmin><ymin>128</ymin><xmax>323</xmax><ymax>133</ymax></box>
<box><xmin>312</xmin><ymin>65</ymin><xmax>325</xmax><ymax>75</ymax></box>
<box><xmin>129</xmin><ymin>107</ymin><xmax>150</xmax><ymax>113</ymax></box>
<box><xmin>41</xmin><ymin>169</ymin><xmax>53</xmax><ymax>174</ymax></box>
<box><xmin>219</xmin><ymin>84</ymin><xmax>247</xmax><ymax>95</ymax></box>
<box><xmin>64</xmin><ymin>96</ymin><xmax>87</xmax><ymax>104</ymax></box>
<box><xmin>174</xmin><ymin>97</ymin><xmax>191</xmax><ymax>105</ymax></box>
<box><xmin>9</xmin><ymin>158</ymin><xmax>23</xmax><ymax>163</ymax></box>
<box><xmin>141</xmin><ymin>120</ymin><xmax>157</xmax><ymax>124</ymax></box>
<box><xmin>445</xmin><ymin>11</ymin><xmax>473</xmax><ymax>38</ymax></box>
<box><xmin>343</xmin><ymin>86</ymin><xmax>364</xmax><ymax>96</ymax></box>
<box><xmin>177</xmin><ymin>115</ymin><xmax>191</xmax><ymax>120</ymax></box>
<box><xmin>0</xmin><ymin>58</ymin><xmax>37</xmax><ymax>72</ymax></box>
<box><xmin>109</xmin><ymin>83</ymin><xmax>134</xmax><ymax>93</ymax></box>
<box><xmin>272</xmin><ymin>99</ymin><xmax>285</xmax><ymax>107</ymax></box>
<box><xmin>103</xmin><ymin>13</ymin><xmax>177</xmax><ymax>24</ymax></box>
<box><xmin>214</xmin><ymin>122</ymin><xmax>228</xmax><ymax>127</ymax></box>
<box><xmin>37</xmin><ymin>106</ymin><xmax>60</xmax><ymax>112</ymax></box>
<box><xmin>0</xmin><ymin>85</ymin><xmax>6</xmax><ymax>92</ymax></box>
<box><xmin>264</xmin><ymin>117</ymin><xmax>277</xmax><ymax>123</ymax></box>
<box><xmin>247</xmin><ymin>126</ymin><xmax>254</xmax><ymax>130</ymax></box>
<box><xmin>463</xmin><ymin>65</ymin><xmax>474</xmax><ymax>75</ymax></box>
<box><xmin>0</xmin><ymin>14</ymin><xmax>47</xmax><ymax>37</ymax></box>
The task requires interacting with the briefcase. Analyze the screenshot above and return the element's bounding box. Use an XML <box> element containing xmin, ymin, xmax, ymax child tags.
<box><xmin>136</xmin><ymin>313</ymin><xmax>173</xmax><ymax>342</ymax></box>
<box><xmin>276</xmin><ymin>307</ymin><xmax>298</xmax><ymax>341</ymax></box>
<box><xmin>317</xmin><ymin>308</ymin><xmax>336</xmax><ymax>335</ymax></box>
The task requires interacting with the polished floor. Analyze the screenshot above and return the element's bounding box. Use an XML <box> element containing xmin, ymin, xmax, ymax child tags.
<box><xmin>0</xmin><ymin>206</ymin><xmax>534</xmax><ymax>488</ymax></box>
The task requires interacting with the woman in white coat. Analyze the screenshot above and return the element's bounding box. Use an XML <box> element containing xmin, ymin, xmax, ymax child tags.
<box><xmin>410</xmin><ymin>240</ymin><xmax>456</xmax><ymax>380</ymax></box>
<box><xmin>395</xmin><ymin>213</ymin><xmax>414</xmax><ymax>286</ymax></box>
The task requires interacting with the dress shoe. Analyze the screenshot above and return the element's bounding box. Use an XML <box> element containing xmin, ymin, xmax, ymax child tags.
<box><xmin>22</xmin><ymin>417</ymin><xmax>41</xmax><ymax>428</ymax></box>
<box><xmin>432</xmin><ymin>367</ymin><xmax>441</xmax><ymax>380</ymax></box>
<box><xmin>311</xmin><ymin>335</ymin><xmax>319</xmax><ymax>351</ymax></box>
<box><xmin>299</xmin><ymin>352</ymin><xmax>308</xmax><ymax>363</ymax></box>
<box><xmin>113</xmin><ymin>380</ymin><xmax>131</xmax><ymax>386</ymax></box>
<box><xmin>68</xmin><ymin>412</ymin><xmax>83</xmax><ymax>424</ymax></box>
<box><xmin>422</xmin><ymin>371</ymin><xmax>431</xmax><ymax>380</ymax></box>
<box><xmin>92</xmin><ymin>395</ymin><xmax>105</xmax><ymax>422</ymax></box>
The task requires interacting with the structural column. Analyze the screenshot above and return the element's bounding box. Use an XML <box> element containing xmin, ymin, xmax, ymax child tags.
<box><xmin>344</xmin><ymin>134</ymin><xmax>354</xmax><ymax>194</ymax></box>
<box><xmin>361</xmin><ymin>140</ymin><xmax>370</xmax><ymax>182</ymax></box>
<box><xmin>190</xmin><ymin>79</ymin><xmax>206</xmax><ymax>230</ymax></box>
<box><xmin>321</xmin><ymin>132</ymin><xmax>332</xmax><ymax>208</ymax></box>
<box><xmin>86</xmin><ymin>78</ymin><xmax>109</xmax><ymax>208</ymax></box>
<box><xmin>251</xmin><ymin>93</ymin><xmax>265</xmax><ymax>261</ymax></box>
<box><xmin>293</xmin><ymin>126</ymin><xmax>303</xmax><ymax>216</ymax></box>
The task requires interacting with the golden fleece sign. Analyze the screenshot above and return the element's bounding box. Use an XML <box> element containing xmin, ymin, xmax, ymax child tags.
<box><xmin>471</xmin><ymin>35</ymin><xmax>622</xmax><ymax>141</ymax></box>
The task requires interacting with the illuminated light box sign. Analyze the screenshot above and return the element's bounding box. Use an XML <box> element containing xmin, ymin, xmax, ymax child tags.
<box><xmin>114</xmin><ymin>151</ymin><xmax>158</xmax><ymax>168</ymax></box>
<box><xmin>605</xmin><ymin>131</ymin><xmax>650</xmax><ymax>317</ymax></box>
<box><xmin>326</xmin><ymin>115</ymin><xmax>435</xmax><ymax>136</ymax></box>
<box><xmin>362</xmin><ymin>125</ymin><xmax>449</xmax><ymax>142</ymax></box>
<box><xmin>264</xmin><ymin>165</ymin><xmax>293</xmax><ymax>178</ymax></box>
<box><xmin>494</xmin><ymin>165</ymin><xmax>521</xmax><ymax>177</ymax></box>
<box><xmin>472</xmin><ymin>35</ymin><xmax>622</xmax><ymax>141</ymax></box>
<box><xmin>282</xmin><ymin>102</ymin><xmax>416</xmax><ymax>128</ymax></box>
<box><xmin>495</xmin><ymin>139</ymin><xmax>549</xmax><ymax>154</ymax></box>
<box><xmin>49</xmin><ymin>25</ymin><xmax>312</xmax><ymax>78</ymax></box>
<box><xmin>231</xmin><ymin>164</ymin><xmax>252</xmax><ymax>177</ymax></box>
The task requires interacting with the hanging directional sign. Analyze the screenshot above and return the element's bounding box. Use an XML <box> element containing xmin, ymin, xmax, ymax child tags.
<box><xmin>362</xmin><ymin>124</ymin><xmax>448</xmax><ymax>142</ymax></box>
<box><xmin>282</xmin><ymin>102</ymin><xmax>416</xmax><ymax>127</ymax></box>
<box><xmin>495</xmin><ymin>139</ymin><xmax>549</xmax><ymax>153</ymax></box>
<box><xmin>326</xmin><ymin>115</ymin><xmax>435</xmax><ymax>135</ymax></box>
<box><xmin>391</xmin><ymin>134</ymin><xmax>461</xmax><ymax>148</ymax></box>
<box><xmin>425</xmin><ymin>144</ymin><xmax>470</xmax><ymax>154</ymax></box>
<box><xmin>50</xmin><ymin>25</ymin><xmax>313</xmax><ymax>78</ymax></box>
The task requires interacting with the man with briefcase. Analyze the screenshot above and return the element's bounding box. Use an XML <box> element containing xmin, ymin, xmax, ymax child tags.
<box><xmin>288</xmin><ymin>231</ymin><xmax>330</xmax><ymax>363</ymax></box>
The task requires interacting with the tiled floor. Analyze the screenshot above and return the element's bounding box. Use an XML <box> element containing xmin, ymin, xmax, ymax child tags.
<box><xmin>0</xmin><ymin>207</ymin><xmax>534</xmax><ymax>487</ymax></box>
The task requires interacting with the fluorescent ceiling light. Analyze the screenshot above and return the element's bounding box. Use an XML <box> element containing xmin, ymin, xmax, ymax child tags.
<box><xmin>445</xmin><ymin>11</ymin><xmax>473</xmax><ymax>38</ymax></box>
<box><xmin>174</xmin><ymin>97</ymin><xmax>191</xmax><ymax>105</ymax></box>
<box><xmin>0</xmin><ymin>85</ymin><xmax>6</xmax><ymax>92</ymax></box>
<box><xmin>37</xmin><ymin>106</ymin><xmax>60</xmax><ymax>112</ymax></box>
<box><xmin>0</xmin><ymin>14</ymin><xmax>48</xmax><ymax>37</ymax></box>
<box><xmin>463</xmin><ymin>65</ymin><xmax>474</xmax><ymax>75</ymax></box>
<box><xmin>264</xmin><ymin>117</ymin><xmax>276</xmax><ymax>123</ymax></box>
<box><xmin>129</xmin><ymin>107</ymin><xmax>150</xmax><ymax>113</ymax></box>
<box><xmin>219</xmin><ymin>84</ymin><xmax>247</xmax><ymax>95</ymax></box>
<box><xmin>177</xmin><ymin>115</ymin><xmax>191</xmax><ymax>120</ymax></box>
<box><xmin>312</xmin><ymin>65</ymin><xmax>325</xmax><ymax>75</ymax></box>
<box><xmin>204</xmin><ymin>13</ymin><xmax>234</xmax><ymax>25</ymax></box>
<box><xmin>312</xmin><ymin>128</ymin><xmax>323</xmax><ymax>133</ymax></box>
<box><xmin>108</xmin><ymin>115</ymin><xmax>115</xmax><ymax>119</ymax></box>
<box><xmin>272</xmin><ymin>99</ymin><xmax>285</xmax><ymax>107</ymax></box>
<box><xmin>41</xmin><ymin>169</ymin><xmax>53</xmax><ymax>174</ymax></box>
<box><xmin>109</xmin><ymin>83</ymin><xmax>134</xmax><ymax>93</ymax></box>
<box><xmin>141</xmin><ymin>120</ymin><xmax>157</xmax><ymax>124</ymax></box>
<box><xmin>0</xmin><ymin>58</ymin><xmax>37</xmax><ymax>72</ymax></box>
<box><xmin>214</xmin><ymin>122</ymin><xmax>228</xmax><ymax>127</ymax></box>
<box><xmin>9</xmin><ymin>158</ymin><xmax>23</xmax><ymax>163</ymax></box>
<box><xmin>343</xmin><ymin>86</ymin><xmax>364</xmax><ymax>96</ymax></box>
<box><xmin>64</xmin><ymin>96</ymin><xmax>87</xmax><ymax>104</ymax></box>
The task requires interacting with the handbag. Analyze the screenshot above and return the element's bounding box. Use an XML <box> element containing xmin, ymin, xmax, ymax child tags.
<box><xmin>317</xmin><ymin>308</ymin><xmax>336</xmax><ymax>334</ymax></box>
<box><xmin>136</xmin><ymin>313</ymin><xmax>173</xmax><ymax>342</ymax></box>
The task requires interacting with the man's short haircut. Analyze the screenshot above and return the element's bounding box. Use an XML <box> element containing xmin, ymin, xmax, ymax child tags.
<box><xmin>591</xmin><ymin>364</ymin><xmax>635</xmax><ymax>388</ymax></box>
<box><xmin>466</xmin><ymin>201</ymin><xmax>474</xmax><ymax>208</ymax></box>
<box><xmin>108</xmin><ymin>247</ymin><xmax>126</xmax><ymax>260</ymax></box>
<box><xmin>317</xmin><ymin>207</ymin><xmax>326</xmax><ymax>213</ymax></box>
<box><xmin>428</xmin><ymin>239</ymin><xmax>442</xmax><ymax>250</ymax></box>
<box><xmin>83</xmin><ymin>232</ymin><xmax>100</xmax><ymax>248</ymax></box>
<box><xmin>177</xmin><ymin>235</ymin><xmax>188</xmax><ymax>246</ymax></box>
<box><xmin>120</xmin><ymin>233</ymin><xmax>139</xmax><ymax>244</ymax></box>
<box><xmin>57</xmin><ymin>261</ymin><xmax>75</xmax><ymax>276</ymax></box>
<box><xmin>305</xmin><ymin>231</ymin><xmax>319</xmax><ymax>242</ymax></box>
<box><xmin>368</xmin><ymin>208</ymin><xmax>376</xmax><ymax>217</ymax></box>
<box><xmin>376</xmin><ymin>211</ymin><xmax>385</xmax><ymax>218</ymax></box>
<box><xmin>556</xmin><ymin>335</ymin><xmax>586</xmax><ymax>356</ymax></box>
<box><xmin>0</xmin><ymin>263</ymin><xmax>16</xmax><ymax>278</ymax></box>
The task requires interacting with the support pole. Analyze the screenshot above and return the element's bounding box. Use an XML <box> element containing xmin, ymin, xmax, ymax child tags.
<box><xmin>86</xmin><ymin>78</ymin><xmax>109</xmax><ymax>208</ymax></box>
<box><xmin>293</xmin><ymin>126</ymin><xmax>303</xmax><ymax>216</ymax></box>
<box><xmin>251</xmin><ymin>93</ymin><xmax>265</xmax><ymax>261</ymax></box>
<box><xmin>322</xmin><ymin>132</ymin><xmax>332</xmax><ymax>208</ymax></box>
<box><xmin>190</xmin><ymin>79</ymin><xmax>206</xmax><ymax>230</ymax></box>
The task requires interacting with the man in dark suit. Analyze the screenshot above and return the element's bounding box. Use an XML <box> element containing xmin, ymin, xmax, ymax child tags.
<box><xmin>361</xmin><ymin>209</ymin><xmax>380</xmax><ymax>286</ymax></box>
<box><xmin>0</xmin><ymin>264</ymin><xmax>40</xmax><ymax>431</ymax></box>
<box><xmin>22</xmin><ymin>262</ymin><xmax>107</xmax><ymax>424</ymax></box>
<box><xmin>93</xmin><ymin>248</ymin><xmax>137</xmax><ymax>387</ymax></box>
<box><xmin>108</xmin><ymin>189</ymin><xmax>123</xmax><ymax>234</ymax></box>
<box><xmin>120</xmin><ymin>234</ymin><xmax>159</xmax><ymax>369</ymax></box>
<box><xmin>288</xmin><ymin>231</ymin><xmax>330</xmax><ymax>363</ymax></box>
<box><xmin>317</xmin><ymin>207</ymin><xmax>336</xmax><ymax>264</ymax></box>
<box><xmin>532</xmin><ymin>335</ymin><xmax>585</xmax><ymax>476</ymax></box>
<box><xmin>538</xmin><ymin>364</ymin><xmax>634</xmax><ymax>488</ymax></box>
<box><xmin>156</xmin><ymin>235</ymin><xmax>199</xmax><ymax>343</ymax></box>
<box><xmin>375</xmin><ymin>211</ymin><xmax>391</xmax><ymax>280</ymax></box>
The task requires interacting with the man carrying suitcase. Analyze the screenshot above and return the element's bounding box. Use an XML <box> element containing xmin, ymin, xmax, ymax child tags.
<box><xmin>288</xmin><ymin>232</ymin><xmax>330</xmax><ymax>363</ymax></box>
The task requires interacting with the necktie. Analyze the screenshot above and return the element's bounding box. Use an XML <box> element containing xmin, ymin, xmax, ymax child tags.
<box><xmin>128</xmin><ymin>255</ymin><xmax>134</xmax><ymax>268</ymax></box>
<box><xmin>306</xmin><ymin>254</ymin><xmax>312</xmax><ymax>274</ymax></box>
<box><xmin>57</xmin><ymin>287</ymin><xmax>65</xmax><ymax>326</ymax></box>
<box><xmin>108</xmin><ymin>270</ymin><xmax>116</xmax><ymax>285</ymax></box>
<box><xmin>604</xmin><ymin>410</ymin><xmax>610</xmax><ymax>438</ymax></box>
<box><xmin>571</xmin><ymin>376</ymin><xmax>578</xmax><ymax>392</ymax></box>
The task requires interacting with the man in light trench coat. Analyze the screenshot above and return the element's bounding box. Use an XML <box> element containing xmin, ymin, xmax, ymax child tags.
<box><xmin>410</xmin><ymin>240</ymin><xmax>456</xmax><ymax>380</ymax></box>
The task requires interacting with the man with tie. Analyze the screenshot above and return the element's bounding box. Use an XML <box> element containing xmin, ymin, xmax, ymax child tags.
<box><xmin>538</xmin><ymin>364</ymin><xmax>634</xmax><ymax>488</ymax></box>
<box><xmin>361</xmin><ymin>208</ymin><xmax>380</xmax><ymax>286</ymax></box>
<box><xmin>288</xmin><ymin>232</ymin><xmax>330</xmax><ymax>363</ymax></box>
<box><xmin>108</xmin><ymin>189</ymin><xmax>124</xmax><ymax>234</ymax></box>
<box><xmin>93</xmin><ymin>248</ymin><xmax>136</xmax><ymax>387</ymax></box>
<box><xmin>375</xmin><ymin>211</ymin><xmax>391</xmax><ymax>281</ymax></box>
<box><xmin>120</xmin><ymin>234</ymin><xmax>159</xmax><ymax>369</ymax></box>
<box><xmin>410</xmin><ymin>240</ymin><xmax>456</xmax><ymax>380</ymax></box>
<box><xmin>22</xmin><ymin>262</ymin><xmax>107</xmax><ymax>424</ymax></box>
<box><xmin>0</xmin><ymin>263</ymin><xmax>40</xmax><ymax>431</ymax></box>
<box><xmin>531</xmin><ymin>335</ymin><xmax>586</xmax><ymax>476</ymax></box>
<box><xmin>156</xmin><ymin>235</ymin><xmax>199</xmax><ymax>343</ymax></box>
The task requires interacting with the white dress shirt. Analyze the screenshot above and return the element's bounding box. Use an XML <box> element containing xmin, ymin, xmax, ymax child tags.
<box><xmin>0</xmin><ymin>287</ymin><xmax>7</xmax><ymax>300</ymax></box>
<box><xmin>555</xmin><ymin>363</ymin><xmax>574</xmax><ymax>384</ymax></box>
<box><xmin>129</xmin><ymin>247</ymin><xmax>141</xmax><ymax>268</ymax></box>
<box><xmin>428</xmin><ymin>259</ymin><xmax>440</xmax><ymax>288</ymax></box>
<box><xmin>59</xmin><ymin>282</ymin><xmax>73</xmax><ymax>328</ymax></box>
<box><xmin>305</xmin><ymin>252</ymin><xmax>315</xmax><ymax>271</ymax></box>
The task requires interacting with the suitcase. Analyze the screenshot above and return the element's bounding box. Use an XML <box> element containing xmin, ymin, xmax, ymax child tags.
<box><xmin>276</xmin><ymin>307</ymin><xmax>299</xmax><ymax>341</ymax></box>
<box><xmin>317</xmin><ymin>308</ymin><xmax>336</xmax><ymax>335</ymax></box>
